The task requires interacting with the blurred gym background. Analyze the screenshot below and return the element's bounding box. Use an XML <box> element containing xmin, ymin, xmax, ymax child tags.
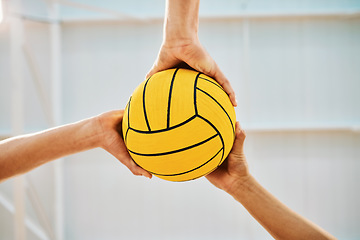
<box><xmin>0</xmin><ymin>0</ymin><xmax>360</xmax><ymax>239</ymax></box>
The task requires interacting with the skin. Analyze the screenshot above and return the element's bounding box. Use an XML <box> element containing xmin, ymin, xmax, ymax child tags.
<box><xmin>0</xmin><ymin>1</ymin><xmax>336</xmax><ymax>239</ymax></box>
<box><xmin>0</xmin><ymin>110</ymin><xmax>152</xmax><ymax>183</ymax></box>
<box><xmin>0</xmin><ymin>112</ymin><xmax>336</xmax><ymax>239</ymax></box>
<box><xmin>206</xmin><ymin>122</ymin><xmax>337</xmax><ymax>240</ymax></box>
<box><xmin>147</xmin><ymin>0</ymin><xmax>238</xmax><ymax>107</ymax></box>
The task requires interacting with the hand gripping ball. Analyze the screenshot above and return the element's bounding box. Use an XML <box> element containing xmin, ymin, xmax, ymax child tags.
<box><xmin>122</xmin><ymin>68</ymin><xmax>236</xmax><ymax>181</ymax></box>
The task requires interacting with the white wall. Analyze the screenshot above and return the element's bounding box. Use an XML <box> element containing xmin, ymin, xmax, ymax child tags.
<box><xmin>1</xmin><ymin>1</ymin><xmax>360</xmax><ymax>240</ymax></box>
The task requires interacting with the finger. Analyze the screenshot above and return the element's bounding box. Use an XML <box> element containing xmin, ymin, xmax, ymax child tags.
<box><xmin>146</xmin><ymin>51</ymin><xmax>181</xmax><ymax>79</ymax></box>
<box><xmin>235</xmin><ymin>121</ymin><xmax>246</xmax><ymax>142</ymax></box>
<box><xmin>146</xmin><ymin>67</ymin><xmax>157</xmax><ymax>80</ymax></box>
<box><xmin>209</xmin><ymin>64</ymin><xmax>237</xmax><ymax>107</ymax></box>
<box><xmin>117</xmin><ymin>152</ymin><xmax>148</xmax><ymax>177</ymax></box>
<box><xmin>188</xmin><ymin>56</ymin><xmax>237</xmax><ymax>107</ymax></box>
<box><xmin>230</xmin><ymin>122</ymin><xmax>246</xmax><ymax>156</ymax></box>
<box><xmin>124</xmin><ymin>157</ymin><xmax>153</xmax><ymax>179</ymax></box>
<box><xmin>146</xmin><ymin>61</ymin><xmax>178</xmax><ymax>79</ymax></box>
<box><xmin>108</xmin><ymin>140</ymin><xmax>152</xmax><ymax>179</ymax></box>
<box><xmin>122</xmin><ymin>156</ymin><xmax>153</xmax><ymax>179</ymax></box>
<box><xmin>146</xmin><ymin>64</ymin><xmax>161</xmax><ymax>79</ymax></box>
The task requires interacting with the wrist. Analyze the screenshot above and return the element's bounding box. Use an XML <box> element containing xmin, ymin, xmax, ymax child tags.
<box><xmin>90</xmin><ymin>114</ymin><xmax>108</xmax><ymax>149</ymax></box>
<box><xmin>93</xmin><ymin>110</ymin><xmax>125</xmax><ymax>150</ymax></box>
<box><xmin>163</xmin><ymin>0</ymin><xmax>199</xmax><ymax>45</ymax></box>
<box><xmin>164</xmin><ymin>18</ymin><xmax>198</xmax><ymax>43</ymax></box>
<box><xmin>81</xmin><ymin>116</ymin><xmax>104</xmax><ymax>149</ymax></box>
<box><xmin>227</xmin><ymin>175</ymin><xmax>256</xmax><ymax>201</ymax></box>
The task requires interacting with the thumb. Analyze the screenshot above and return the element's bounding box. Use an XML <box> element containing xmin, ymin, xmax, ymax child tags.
<box><xmin>146</xmin><ymin>59</ymin><xmax>180</xmax><ymax>79</ymax></box>
<box><xmin>145</xmin><ymin>65</ymin><xmax>159</xmax><ymax>80</ymax></box>
<box><xmin>229</xmin><ymin>122</ymin><xmax>246</xmax><ymax>157</ymax></box>
<box><xmin>146</xmin><ymin>63</ymin><xmax>160</xmax><ymax>79</ymax></box>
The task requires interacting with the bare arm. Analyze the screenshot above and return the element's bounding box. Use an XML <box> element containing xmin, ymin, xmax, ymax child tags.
<box><xmin>147</xmin><ymin>0</ymin><xmax>237</xmax><ymax>106</ymax></box>
<box><xmin>206</xmin><ymin>123</ymin><xmax>336</xmax><ymax>240</ymax></box>
<box><xmin>0</xmin><ymin>110</ymin><xmax>151</xmax><ymax>182</ymax></box>
<box><xmin>163</xmin><ymin>0</ymin><xmax>200</xmax><ymax>43</ymax></box>
<box><xmin>231</xmin><ymin>176</ymin><xmax>335</xmax><ymax>240</ymax></box>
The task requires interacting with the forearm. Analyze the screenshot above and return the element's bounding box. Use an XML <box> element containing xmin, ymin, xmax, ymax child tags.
<box><xmin>0</xmin><ymin>117</ymin><xmax>100</xmax><ymax>182</ymax></box>
<box><xmin>230</xmin><ymin>175</ymin><xmax>336</xmax><ymax>240</ymax></box>
<box><xmin>163</xmin><ymin>0</ymin><xmax>199</xmax><ymax>43</ymax></box>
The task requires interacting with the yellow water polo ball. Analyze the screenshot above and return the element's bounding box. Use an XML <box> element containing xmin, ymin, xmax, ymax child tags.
<box><xmin>122</xmin><ymin>68</ymin><xmax>236</xmax><ymax>181</ymax></box>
